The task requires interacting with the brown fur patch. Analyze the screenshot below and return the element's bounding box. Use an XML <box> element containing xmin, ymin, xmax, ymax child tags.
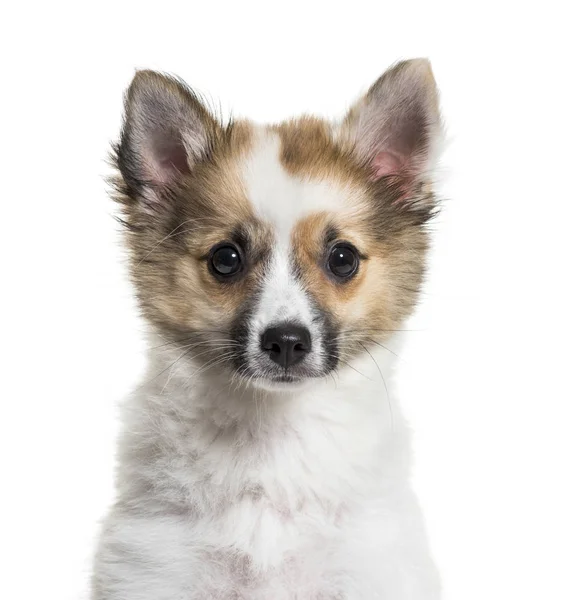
<box><xmin>273</xmin><ymin>117</ymin><xmax>365</xmax><ymax>187</ymax></box>
<box><xmin>290</xmin><ymin>209</ymin><xmax>427</xmax><ymax>346</ymax></box>
<box><xmin>115</xmin><ymin>119</ymin><xmax>276</xmax><ymax>338</ymax></box>
<box><xmin>277</xmin><ymin>118</ymin><xmax>432</xmax><ymax>350</ymax></box>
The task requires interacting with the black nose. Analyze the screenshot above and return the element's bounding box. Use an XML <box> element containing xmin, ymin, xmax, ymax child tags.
<box><xmin>260</xmin><ymin>324</ymin><xmax>312</xmax><ymax>369</ymax></box>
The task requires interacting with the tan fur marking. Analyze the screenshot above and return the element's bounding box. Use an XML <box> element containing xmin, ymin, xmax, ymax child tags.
<box><xmin>123</xmin><ymin>120</ymin><xmax>276</xmax><ymax>335</ymax></box>
<box><xmin>274</xmin><ymin>117</ymin><xmax>368</xmax><ymax>187</ymax></box>
<box><xmin>292</xmin><ymin>209</ymin><xmax>427</xmax><ymax>348</ymax></box>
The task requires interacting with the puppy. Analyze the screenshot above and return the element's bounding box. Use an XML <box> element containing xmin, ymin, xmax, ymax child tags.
<box><xmin>92</xmin><ymin>58</ymin><xmax>442</xmax><ymax>599</ymax></box>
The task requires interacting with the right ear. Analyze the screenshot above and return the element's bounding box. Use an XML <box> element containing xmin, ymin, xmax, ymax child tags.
<box><xmin>116</xmin><ymin>70</ymin><xmax>218</xmax><ymax>199</ymax></box>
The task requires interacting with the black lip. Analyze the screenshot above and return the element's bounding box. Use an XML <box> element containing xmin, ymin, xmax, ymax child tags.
<box><xmin>271</xmin><ymin>374</ymin><xmax>299</xmax><ymax>383</ymax></box>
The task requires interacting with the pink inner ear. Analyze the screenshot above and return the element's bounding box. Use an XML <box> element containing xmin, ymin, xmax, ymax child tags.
<box><xmin>371</xmin><ymin>151</ymin><xmax>405</xmax><ymax>180</ymax></box>
<box><xmin>142</xmin><ymin>131</ymin><xmax>191</xmax><ymax>185</ymax></box>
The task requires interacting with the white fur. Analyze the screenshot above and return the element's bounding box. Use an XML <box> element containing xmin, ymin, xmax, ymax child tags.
<box><xmin>93</xmin><ymin>345</ymin><xmax>440</xmax><ymax>599</ymax></box>
<box><xmin>242</xmin><ymin>131</ymin><xmax>346</xmax><ymax>379</ymax></box>
<box><xmin>242</xmin><ymin>131</ymin><xmax>348</xmax><ymax>242</ymax></box>
<box><xmin>92</xmin><ymin>132</ymin><xmax>441</xmax><ymax>599</ymax></box>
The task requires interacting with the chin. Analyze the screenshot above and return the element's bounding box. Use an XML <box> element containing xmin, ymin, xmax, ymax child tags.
<box><xmin>248</xmin><ymin>373</ymin><xmax>321</xmax><ymax>393</ymax></box>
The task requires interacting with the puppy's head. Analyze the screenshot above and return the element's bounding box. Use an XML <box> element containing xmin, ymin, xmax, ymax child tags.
<box><xmin>113</xmin><ymin>59</ymin><xmax>441</xmax><ymax>390</ymax></box>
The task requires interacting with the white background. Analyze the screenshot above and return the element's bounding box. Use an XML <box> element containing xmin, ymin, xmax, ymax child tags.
<box><xmin>2</xmin><ymin>1</ymin><xmax>571</xmax><ymax>599</ymax></box>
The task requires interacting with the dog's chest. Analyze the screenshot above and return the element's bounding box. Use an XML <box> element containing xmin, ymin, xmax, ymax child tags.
<box><xmin>141</xmin><ymin>418</ymin><xmax>356</xmax><ymax>575</ymax></box>
<box><xmin>171</xmin><ymin>504</ymin><xmax>349</xmax><ymax>599</ymax></box>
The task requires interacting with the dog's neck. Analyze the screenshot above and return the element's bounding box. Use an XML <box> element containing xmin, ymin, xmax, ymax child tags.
<box><xmin>142</xmin><ymin>334</ymin><xmax>401</xmax><ymax>433</ymax></box>
<box><xmin>116</xmin><ymin>336</ymin><xmax>410</xmax><ymax>518</ymax></box>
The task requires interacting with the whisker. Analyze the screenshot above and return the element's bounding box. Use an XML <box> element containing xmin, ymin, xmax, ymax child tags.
<box><xmin>184</xmin><ymin>352</ymin><xmax>237</xmax><ymax>382</ymax></box>
<box><xmin>366</xmin><ymin>338</ymin><xmax>399</xmax><ymax>358</ymax></box>
<box><xmin>147</xmin><ymin>331</ymin><xmax>235</xmax><ymax>351</ymax></box>
<box><xmin>136</xmin><ymin>219</ymin><xmax>197</xmax><ymax>266</ymax></box>
<box><xmin>341</xmin><ymin>328</ymin><xmax>425</xmax><ymax>334</ymax></box>
<box><xmin>137</xmin><ymin>215</ymin><xmax>248</xmax><ymax>266</ymax></box>
<box><xmin>359</xmin><ymin>342</ymin><xmax>394</xmax><ymax>430</ymax></box>
<box><xmin>138</xmin><ymin>346</ymin><xmax>195</xmax><ymax>390</ymax></box>
<box><xmin>333</xmin><ymin>356</ymin><xmax>373</xmax><ymax>381</ymax></box>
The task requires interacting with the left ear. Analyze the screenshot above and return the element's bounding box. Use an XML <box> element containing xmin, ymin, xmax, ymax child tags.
<box><xmin>343</xmin><ymin>58</ymin><xmax>441</xmax><ymax>194</ymax></box>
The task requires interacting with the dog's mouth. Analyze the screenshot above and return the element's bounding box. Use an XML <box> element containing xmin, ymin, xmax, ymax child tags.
<box><xmin>248</xmin><ymin>371</ymin><xmax>318</xmax><ymax>392</ymax></box>
<box><xmin>235</xmin><ymin>357</ymin><xmax>339</xmax><ymax>391</ymax></box>
<box><xmin>227</xmin><ymin>334</ymin><xmax>342</xmax><ymax>390</ymax></box>
<box><xmin>274</xmin><ymin>373</ymin><xmax>301</xmax><ymax>382</ymax></box>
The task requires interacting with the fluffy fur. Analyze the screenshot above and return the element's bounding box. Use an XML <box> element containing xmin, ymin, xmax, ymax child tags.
<box><xmin>93</xmin><ymin>58</ymin><xmax>443</xmax><ymax>599</ymax></box>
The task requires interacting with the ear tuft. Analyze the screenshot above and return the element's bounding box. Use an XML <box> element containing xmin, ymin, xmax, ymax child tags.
<box><xmin>116</xmin><ymin>70</ymin><xmax>218</xmax><ymax>195</ymax></box>
<box><xmin>343</xmin><ymin>58</ymin><xmax>441</xmax><ymax>197</ymax></box>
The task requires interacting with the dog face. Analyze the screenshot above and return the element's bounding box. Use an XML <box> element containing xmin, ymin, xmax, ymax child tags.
<box><xmin>114</xmin><ymin>60</ymin><xmax>441</xmax><ymax>389</ymax></box>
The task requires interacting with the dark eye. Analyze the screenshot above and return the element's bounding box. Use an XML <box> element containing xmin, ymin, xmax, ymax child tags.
<box><xmin>328</xmin><ymin>244</ymin><xmax>359</xmax><ymax>279</ymax></box>
<box><xmin>210</xmin><ymin>244</ymin><xmax>242</xmax><ymax>278</ymax></box>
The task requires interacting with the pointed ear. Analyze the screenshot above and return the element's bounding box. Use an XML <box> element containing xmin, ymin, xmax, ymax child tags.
<box><xmin>116</xmin><ymin>70</ymin><xmax>218</xmax><ymax>195</ymax></box>
<box><xmin>343</xmin><ymin>59</ymin><xmax>441</xmax><ymax>194</ymax></box>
